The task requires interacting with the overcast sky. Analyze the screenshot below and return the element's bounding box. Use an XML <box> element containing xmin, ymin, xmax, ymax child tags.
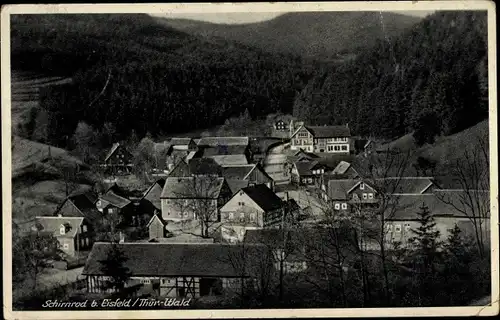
<box><xmin>151</xmin><ymin>10</ymin><xmax>434</xmax><ymax>24</ymax></box>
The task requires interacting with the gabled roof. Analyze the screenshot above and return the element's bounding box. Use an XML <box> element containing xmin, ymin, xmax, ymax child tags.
<box><xmin>168</xmin><ymin>159</ymin><xmax>191</xmax><ymax>177</ymax></box>
<box><xmin>57</xmin><ymin>192</ymin><xmax>100</xmax><ymax>219</ymax></box>
<box><xmin>197</xmin><ymin>136</ymin><xmax>249</xmax><ymax>147</ymax></box>
<box><xmin>376</xmin><ymin>177</ymin><xmax>436</xmax><ymax>194</ymax></box>
<box><xmin>387</xmin><ymin>190</ymin><xmax>490</xmax><ymax>220</ymax></box>
<box><xmin>188</xmin><ymin>158</ymin><xmax>222</xmax><ymax>176</ymax></box>
<box><xmin>104</xmin><ymin>143</ymin><xmax>121</xmax><ymax>162</ymax></box>
<box><xmin>34</xmin><ymin>216</ymin><xmax>85</xmax><ymax>238</ymax></box>
<box><xmin>332</xmin><ymin>161</ymin><xmax>353</xmax><ymax>175</ymax></box>
<box><xmin>240</xmin><ymin>184</ymin><xmax>283</xmax><ymax>212</ymax></box>
<box><xmin>226</xmin><ymin>179</ymin><xmax>250</xmax><ymax>194</ymax></box>
<box><xmin>305</xmin><ymin>125</ymin><xmax>351</xmax><ymax>138</ymax></box>
<box><xmin>169</xmin><ymin>137</ymin><xmax>193</xmax><ymax>146</ymax></box>
<box><xmin>143</xmin><ymin>179</ymin><xmax>166</xmax><ymax>198</ymax></box>
<box><xmin>294</xmin><ymin>160</ymin><xmax>323</xmax><ymax>176</ymax></box>
<box><xmin>201</xmin><ymin>145</ymin><xmax>248</xmax><ymax>157</ymax></box>
<box><xmin>146</xmin><ymin>213</ymin><xmax>167</xmax><ymax>228</ymax></box>
<box><xmin>161</xmin><ymin>176</ymin><xmax>226</xmax><ymax>199</ymax></box>
<box><xmin>100</xmin><ymin>190</ymin><xmax>131</xmax><ymax>208</ymax></box>
<box><xmin>221</xmin><ymin>164</ymin><xmax>255</xmax><ymax>180</ymax></box>
<box><xmin>82</xmin><ymin>242</ymin><xmax>270</xmax><ymax>277</ymax></box>
<box><xmin>327</xmin><ymin>179</ymin><xmax>364</xmax><ymax>200</ymax></box>
<box><xmin>210</xmin><ymin>154</ymin><xmax>249</xmax><ymax>166</ymax></box>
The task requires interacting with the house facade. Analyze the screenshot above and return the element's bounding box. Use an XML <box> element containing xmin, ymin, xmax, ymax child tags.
<box><xmin>32</xmin><ymin>216</ymin><xmax>94</xmax><ymax>257</ymax></box>
<box><xmin>221</xmin><ymin>164</ymin><xmax>275</xmax><ymax>191</ymax></box>
<box><xmin>160</xmin><ymin>177</ymin><xmax>232</xmax><ymax>221</ymax></box>
<box><xmin>102</xmin><ymin>142</ymin><xmax>134</xmax><ymax>175</ymax></box>
<box><xmin>220</xmin><ymin>184</ymin><xmax>284</xmax><ymax>243</ymax></box>
<box><xmin>290</xmin><ymin>124</ymin><xmax>351</xmax><ymax>154</ymax></box>
<box><xmin>290</xmin><ymin>160</ymin><xmax>326</xmax><ymax>186</ymax></box>
<box><xmin>83</xmin><ymin>242</ymin><xmax>271</xmax><ymax>298</ymax></box>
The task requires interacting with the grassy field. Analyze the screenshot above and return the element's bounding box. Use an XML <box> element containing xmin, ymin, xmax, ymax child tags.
<box><xmin>11</xmin><ymin>71</ymin><xmax>72</xmax><ymax>131</ymax></box>
<box><xmin>11</xmin><ymin>71</ymin><xmax>89</xmax><ymax>222</ymax></box>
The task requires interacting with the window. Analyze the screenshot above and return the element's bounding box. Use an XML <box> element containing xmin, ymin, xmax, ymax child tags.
<box><xmin>334</xmin><ymin>146</ymin><xmax>340</xmax><ymax>151</ymax></box>
<box><xmin>404</xmin><ymin>223</ymin><xmax>411</xmax><ymax>232</ymax></box>
<box><xmin>229</xmin><ymin>212</ymin><xmax>234</xmax><ymax>220</ymax></box>
<box><xmin>108</xmin><ymin>208</ymin><xmax>114</xmax><ymax>214</ymax></box>
<box><xmin>59</xmin><ymin>225</ymin><xmax>66</xmax><ymax>235</ymax></box>
<box><xmin>395</xmin><ymin>224</ymin><xmax>402</xmax><ymax>233</ymax></box>
<box><xmin>327</xmin><ymin>145</ymin><xmax>334</xmax><ymax>152</ymax></box>
<box><xmin>362</xmin><ymin>193</ymin><xmax>367</xmax><ymax>199</ymax></box>
<box><xmin>353</xmin><ymin>193</ymin><xmax>359</xmax><ymax>200</ymax></box>
<box><xmin>334</xmin><ymin>203</ymin><xmax>340</xmax><ymax>210</ymax></box>
<box><xmin>298</xmin><ymin>132</ymin><xmax>308</xmax><ymax>138</ymax></box>
<box><xmin>341</xmin><ymin>145</ymin><xmax>348</xmax><ymax>151</ymax></box>
<box><xmin>85</xmin><ymin>238</ymin><xmax>89</xmax><ymax>247</ymax></box>
<box><xmin>63</xmin><ymin>243</ymin><xmax>69</xmax><ymax>250</ymax></box>
<box><xmin>240</xmin><ymin>228</ymin><xmax>246</xmax><ymax>236</ymax></box>
<box><xmin>341</xmin><ymin>203</ymin><xmax>347</xmax><ymax>210</ymax></box>
<box><xmin>250</xmin><ymin>213</ymin><xmax>256</xmax><ymax>222</ymax></box>
<box><xmin>368</xmin><ymin>193</ymin><xmax>374</xmax><ymax>199</ymax></box>
<box><xmin>82</xmin><ymin>225</ymin><xmax>87</xmax><ymax>232</ymax></box>
<box><xmin>327</xmin><ymin>138</ymin><xmax>334</xmax><ymax>143</ymax></box>
<box><xmin>360</xmin><ymin>183</ymin><xmax>365</xmax><ymax>190</ymax></box>
<box><xmin>386</xmin><ymin>224</ymin><xmax>393</xmax><ymax>232</ymax></box>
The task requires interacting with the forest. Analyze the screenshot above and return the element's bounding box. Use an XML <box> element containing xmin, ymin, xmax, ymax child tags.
<box><xmin>294</xmin><ymin>11</ymin><xmax>488</xmax><ymax>142</ymax></box>
<box><xmin>12</xmin><ymin>11</ymin><xmax>489</xmax><ymax>149</ymax></box>
<box><xmin>11</xmin><ymin>14</ymin><xmax>312</xmax><ymax>147</ymax></box>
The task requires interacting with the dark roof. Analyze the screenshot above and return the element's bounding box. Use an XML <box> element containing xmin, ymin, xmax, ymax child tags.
<box><xmin>197</xmin><ymin>136</ymin><xmax>249</xmax><ymax>147</ymax></box>
<box><xmin>104</xmin><ymin>143</ymin><xmax>120</xmax><ymax>162</ymax></box>
<box><xmin>161</xmin><ymin>176</ymin><xmax>225</xmax><ymax>199</ymax></box>
<box><xmin>82</xmin><ymin>242</ymin><xmax>270</xmax><ymax>277</ymax></box>
<box><xmin>34</xmin><ymin>216</ymin><xmax>84</xmax><ymax>238</ymax></box>
<box><xmin>168</xmin><ymin>159</ymin><xmax>191</xmax><ymax>177</ymax></box>
<box><xmin>327</xmin><ymin>179</ymin><xmax>362</xmax><ymax>200</ymax></box>
<box><xmin>188</xmin><ymin>158</ymin><xmax>222</xmax><ymax>176</ymax></box>
<box><xmin>201</xmin><ymin>145</ymin><xmax>248</xmax><ymax>156</ymax></box>
<box><xmin>295</xmin><ymin>160</ymin><xmax>323</xmax><ymax>176</ymax></box>
<box><xmin>59</xmin><ymin>192</ymin><xmax>100</xmax><ymax>219</ymax></box>
<box><xmin>221</xmin><ymin>164</ymin><xmax>254</xmax><ymax>180</ymax></box>
<box><xmin>305</xmin><ymin>125</ymin><xmax>351</xmax><ymax>138</ymax></box>
<box><xmin>354</xmin><ymin>139</ymin><xmax>369</xmax><ymax>151</ymax></box>
<box><xmin>241</xmin><ymin>184</ymin><xmax>283</xmax><ymax>212</ymax></box>
<box><xmin>226</xmin><ymin>179</ymin><xmax>250</xmax><ymax>194</ymax></box>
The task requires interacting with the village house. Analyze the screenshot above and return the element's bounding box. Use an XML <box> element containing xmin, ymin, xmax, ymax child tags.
<box><xmin>324</xmin><ymin>179</ymin><xmax>379</xmax><ymax>212</ymax></box>
<box><xmin>101</xmin><ymin>142</ymin><xmax>134</xmax><ymax>175</ymax></box>
<box><xmin>331</xmin><ymin>161</ymin><xmax>360</xmax><ymax>179</ymax></box>
<box><xmin>142</xmin><ymin>179</ymin><xmax>166</xmax><ymax>213</ymax></box>
<box><xmin>82</xmin><ymin>242</ymin><xmax>272</xmax><ymax>298</ymax></box>
<box><xmin>219</xmin><ymin>184</ymin><xmax>285</xmax><ymax>243</ymax></box>
<box><xmin>289</xmin><ymin>159</ymin><xmax>327</xmax><ymax>186</ymax></box>
<box><xmin>53</xmin><ymin>191</ymin><xmax>101</xmax><ymax>221</ymax></box>
<box><xmin>363</xmin><ymin>190</ymin><xmax>491</xmax><ymax>249</ymax></box>
<box><xmin>196</xmin><ymin>144</ymin><xmax>251</xmax><ymax>166</ymax></box>
<box><xmin>290</xmin><ymin>123</ymin><xmax>351</xmax><ymax>154</ymax></box>
<box><xmin>221</xmin><ymin>163</ymin><xmax>275</xmax><ymax>190</ymax></box>
<box><xmin>31</xmin><ymin>216</ymin><xmax>94</xmax><ymax>257</ymax></box>
<box><xmin>160</xmin><ymin>176</ymin><xmax>232</xmax><ymax>221</ymax></box>
<box><xmin>96</xmin><ymin>184</ymin><xmax>154</xmax><ymax>227</ymax></box>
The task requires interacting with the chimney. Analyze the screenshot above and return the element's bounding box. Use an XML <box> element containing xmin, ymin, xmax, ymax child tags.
<box><xmin>285</xmin><ymin>192</ymin><xmax>289</xmax><ymax>202</ymax></box>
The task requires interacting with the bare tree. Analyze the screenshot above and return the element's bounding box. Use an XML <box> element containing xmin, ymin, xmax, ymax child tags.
<box><xmin>436</xmin><ymin>133</ymin><xmax>490</xmax><ymax>258</ymax></box>
<box><xmin>172</xmin><ymin>176</ymin><xmax>229</xmax><ymax>238</ymax></box>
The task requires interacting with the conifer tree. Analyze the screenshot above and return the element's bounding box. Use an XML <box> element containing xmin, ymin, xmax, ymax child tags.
<box><xmin>409</xmin><ymin>203</ymin><xmax>441</xmax><ymax>274</ymax></box>
<box><xmin>98</xmin><ymin>242</ymin><xmax>132</xmax><ymax>295</ymax></box>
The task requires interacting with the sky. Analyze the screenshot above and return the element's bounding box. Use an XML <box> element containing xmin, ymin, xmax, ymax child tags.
<box><xmin>151</xmin><ymin>10</ymin><xmax>434</xmax><ymax>25</ymax></box>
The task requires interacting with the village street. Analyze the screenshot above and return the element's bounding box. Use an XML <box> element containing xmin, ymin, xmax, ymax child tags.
<box><xmin>262</xmin><ymin>142</ymin><xmax>290</xmax><ymax>185</ymax></box>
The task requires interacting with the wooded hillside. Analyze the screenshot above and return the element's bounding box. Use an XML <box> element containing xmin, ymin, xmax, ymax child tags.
<box><xmin>11</xmin><ymin>14</ymin><xmax>313</xmax><ymax>147</ymax></box>
<box><xmin>293</xmin><ymin>11</ymin><xmax>488</xmax><ymax>142</ymax></box>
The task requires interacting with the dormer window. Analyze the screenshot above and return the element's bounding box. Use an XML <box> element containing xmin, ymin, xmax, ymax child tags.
<box><xmin>360</xmin><ymin>183</ymin><xmax>365</xmax><ymax>190</ymax></box>
<box><xmin>60</xmin><ymin>224</ymin><xmax>66</xmax><ymax>235</ymax></box>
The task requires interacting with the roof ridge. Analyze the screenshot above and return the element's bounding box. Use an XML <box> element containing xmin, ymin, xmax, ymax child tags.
<box><xmin>36</xmin><ymin>216</ymin><xmax>84</xmax><ymax>219</ymax></box>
